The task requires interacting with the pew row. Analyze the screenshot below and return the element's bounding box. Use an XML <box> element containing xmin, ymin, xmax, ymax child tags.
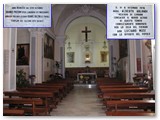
<box><xmin>3</xmin><ymin>98</ymin><xmax>46</xmax><ymax>116</ymax></box>
<box><xmin>17</xmin><ymin>87</ymin><xmax>63</xmax><ymax>101</ymax></box>
<box><xmin>4</xmin><ymin>91</ymin><xmax>56</xmax><ymax>115</ymax></box>
<box><xmin>100</xmin><ymin>87</ymin><xmax>149</xmax><ymax>93</ymax></box>
<box><xmin>104</xmin><ymin>100</ymin><xmax>155</xmax><ymax>112</ymax></box>
<box><xmin>106</xmin><ymin>111</ymin><xmax>155</xmax><ymax>116</ymax></box>
<box><xmin>3</xmin><ymin>108</ymin><xmax>25</xmax><ymax>116</ymax></box>
<box><xmin>101</xmin><ymin>93</ymin><xmax>155</xmax><ymax>100</ymax></box>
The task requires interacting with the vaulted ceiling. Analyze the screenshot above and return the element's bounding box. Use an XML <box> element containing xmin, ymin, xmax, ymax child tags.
<box><xmin>52</xmin><ymin>4</ymin><xmax>106</xmax><ymax>34</ymax></box>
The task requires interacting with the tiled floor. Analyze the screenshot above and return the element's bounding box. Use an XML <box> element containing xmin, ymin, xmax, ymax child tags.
<box><xmin>51</xmin><ymin>84</ymin><xmax>106</xmax><ymax>116</ymax></box>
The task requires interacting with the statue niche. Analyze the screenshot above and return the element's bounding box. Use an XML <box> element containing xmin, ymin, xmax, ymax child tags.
<box><xmin>85</xmin><ymin>53</ymin><xmax>91</xmax><ymax>63</ymax></box>
<box><xmin>84</xmin><ymin>45</ymin><xmax>92</xmax><ymax>63</ymax></box>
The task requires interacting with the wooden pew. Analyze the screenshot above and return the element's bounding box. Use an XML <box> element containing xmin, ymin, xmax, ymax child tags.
<box><xmin>100</xmin><ymin>87</ymin><xmax>149</xmax><ymax>93</ymax></box>
<box><xmin>99</xmin><ymin>84</ymin><xmax>139</xmax><ymax>88</ymax></box>
<box><xmin>42</xmin><ymin>80</ymin><xmax>74</xmax><ymax>92</ymax></box>
<box><xmin>4</xmin><ymin>91</ymin><xmax>55</xmax><ymax>115</ymax></box>
<box><xmin>97</xmin><ymin>79</ymin><xmax>155</xmax><ymax>116</ymax></box>
<box><xmin>97</xmin><ymin>85</ymin><xmax>140</xmax><ymax>92</ymax></box>
<box><xmin>104</xmin><ymin>100</ymin><xmax>155</xmax><ymax>112</ymax></box>
<box><xmin>3</xmin><ymin>98</ymin><xmax>45</xmax><ymax>116</ymax></box>
<box><xmin>96</xmin><ymin>79</ymin><xmax>126</xmax><ymax>84</ymax></box>
<box><xmin>32</xmin><ymin>84</ymin><xmax>67</xmax><ymax>97</ymax></box>
<box><xmin>97</xmin><ymin>81</ymin><xmax>132</xmax><ymax>85</ymax></box>
<box><xmin>3</xmin><ymin>108</ymin><xmax>24</xmax><ymax>116</ymax></box>
<box><xmin>17</xmin><ymin>87</ymin><xmax>63</xmax><ymax>101</ymax></box>
<box><xmin>106</xmin><ymin>111</ymin><xmax>155</xmax><ymax>116</ymax></box>
<box><xmin>101</xmin><ymin>93</ymin><xmax>155</xmax><ymax>100</ymax></box>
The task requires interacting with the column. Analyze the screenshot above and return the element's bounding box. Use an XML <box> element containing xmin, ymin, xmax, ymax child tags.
<box><xmin>128</xmin><ymin>40</ymin><xmax>136</xmax><ymax>83</ymax></box>
<box><xmin>108</xmin><ymin>40</ymin><xmax>113</xmax><ymax>77</ymax></box>
<box><xmin>151</xmin><ymin>39</ymin><xmax>155</xmax><ymax>90</ymax></box>
<box><xmin>3</xmin><ymin>28</ymin><xmax>17</xmax><ymax>91</ymax></box>
<box><xmin>55</xmin><ymin>35</ymin><xmax>66</xmax><ymax>78</ymax></box>
<box><xmin>108</xmin><ymin>40</ymin><xmax>119</xmax><ymax>78</ymax></box>
<box><xmin>29</xmin><ymin>28</ymin><xmax>46</xmax><ymax>83</ymax></box>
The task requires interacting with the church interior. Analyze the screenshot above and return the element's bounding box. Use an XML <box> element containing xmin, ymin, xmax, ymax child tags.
<box><xmin>3</xmin><ymin>4</ymin><xmax>155</xmax><ymax>116</ymax></box>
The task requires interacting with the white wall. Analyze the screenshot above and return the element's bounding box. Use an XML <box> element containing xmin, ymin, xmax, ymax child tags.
<box><xmin>3</xmin><ymin>28</ymin><xmax>17</xmax><ymax>91</ymax></box>
<box><xmin>16</xmin><ymin>29</ymin><xmax>30</xmax><ymax>80</ymax></box>
<box><xmin>3</xmin><ymin>28</ymin><xmax>11</xmax><ymax>91</ymax></box>
<box><xmin>142</xmin><ymin>40</ymin><xmax>152</xmax><ymax>73</ymax></box>
<box><xmin>16</xmin><ymin>28</ymin><xmax>56</xmax><ymax>82</ymax></box>
<box><xmin>17</xmin><ymin>29</ymin><xmax>30</xmax><ymax>44</ymax></box>
<box><xmin>108</xmin><ymin>40</ymin><xmax>119</xmax><ymax>77</ymax></box>
<box><xmin>43</xmin><ymin>58</ymin><xmax>54</xmax><ymax>81</ymax></box>
<box><xmin>65</xmin><ymin>17</ymin><xmax>109</xmax><ymax>68</ymax></box>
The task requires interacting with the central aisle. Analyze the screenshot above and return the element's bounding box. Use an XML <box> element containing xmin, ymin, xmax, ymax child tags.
<box><xmin>51</xmin><ymin>84</ymin><xmax>105</xmax><ymax>116</ymax></box>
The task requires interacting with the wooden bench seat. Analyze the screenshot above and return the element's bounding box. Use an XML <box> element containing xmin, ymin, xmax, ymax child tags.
<box><xmin>17</xmin><ymin>87</ymin><xmax>63</xmax><ymax>100</ymax></box>
<box><xmin>3</xmin><ymin>98</ymin><xmax>45</xmax><ymax>116</ymax></box>
<box><xmin>104</xmin><ymin>100</ymin><xmax>155</xmax><ymax>111</ymax></box>
<box><xmin>98</xmin><ymin>85</ymin><xmax>140</xmax><ymax>92</ymax></box>
<box><xmin>106</xmin><ymin>111</ymin><xmax>155</xmax><ymax>116</ymax></box>
<box><xmin>101</xmin><ymin>93</ymin><xmax>155</xmax><ymax>100</ymax></box>
<box><xmin>97</xmin><ymin>83</ymin><xmax>133</xmax><ymax>86</ymax></box>
<box><xmin>42</xmin><ymin>80</ymin><xmax>74</xmax><ymax>91</ymax></box>
<box><xmin>100</xmin><ymin>87</ymin><xmax>149</xmax><ymax>93</ymax></box>
<box><xmin>99</xmin><ymin>85</ymin><xmax>139</xmax><ymax>88</ymax></box>
<box><xmin>3</xmin><ymin>108</ymin><xmax>24</xmax><ymax>116</ymax></box>
<box><xmin>4</xmin><ymin>91</ymin><xmax>56</xmax><ymax>115</ymax></box>
<box><xmin>32</xmin><ymin>85</ymin><xmax>67</xmax><ymax>97</ymax></box>
<box><xmin>35</xmin><ymin>83</ymin><xmax>71</xmax><ymax>94</ymax></box>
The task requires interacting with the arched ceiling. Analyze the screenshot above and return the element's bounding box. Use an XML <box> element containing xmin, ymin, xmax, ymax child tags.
<box><xmin>59</xmin><ymin>4</ymin><xmax>106</xmax><ymax>20</ymax></box>
<box><xmin>52</xmin><ymin>4</ymin><xmax>106</xmax><ymax>34</ymax></box>
<box><xmin>66</xmin><ymin>16</ymin><xmax>105</xmax><ymax>32</ymax></box>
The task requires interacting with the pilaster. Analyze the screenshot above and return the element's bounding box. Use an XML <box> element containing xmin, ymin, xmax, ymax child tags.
<box><xmin>29</xmin><ymin>28</ymin><xmax>46</xmax><ymax>83</ymax></box>
<box><xmin>55</xmin><ymin>35</ymin><xmax>66</xmax><ymax>78</ymax></box>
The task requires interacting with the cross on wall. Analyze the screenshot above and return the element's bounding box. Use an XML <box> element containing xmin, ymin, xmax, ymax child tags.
<box><xmin>81</xmin><ymin>26</ymin><xmax>91</xmax><ymax>42</ymax></box>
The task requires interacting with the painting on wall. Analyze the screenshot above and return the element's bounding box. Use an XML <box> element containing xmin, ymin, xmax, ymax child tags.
<box><xmin>67</xmin><ymin>52</ymin><xmax>74</xmax><ymax>63</ymax></box>
<box><xmin>101</xmin><ymin>51</ymin><xmax>107</xmax><ymax>62</ymax></box>
<box><xmin>16</xmin><ymin>44</ymin><xmax>29</xmax><ymax>65</ymax></box>
<box><xmin>119</xmin><ymin>40</ymin><xmax>128</xmax><ymax>59</ymax></box>
<box><xmin>44</xmin><ymin>34</ymin><xmax>54</xmax><ymax>59</ymax></box>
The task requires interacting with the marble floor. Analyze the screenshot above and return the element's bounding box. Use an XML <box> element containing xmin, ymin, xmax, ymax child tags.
<box><xmin>51</xmin><ymin>84</ymin><xmax>106</xmax><ymax>116</ymax></box>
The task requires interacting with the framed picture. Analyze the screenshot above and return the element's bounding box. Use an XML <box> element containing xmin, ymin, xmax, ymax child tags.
<box><xmin>67</xmin><ymin>52</ymin><xmax>74</xmax><ymax>63</ymax></box>
<box><xmin>119</xmin><ymin>40</ymin><xmax>128</xmax><ymax>59</ymax></box>
<box><xmin>16</xmin><ymin>44</ymin><xmax>29</xmax><ymax>65</ymax></box>
<box><xmin>44</xmin><ymin>34</ymin><xmax>54</xmax><ymax>59</ymax></box>
<box><xmin>101</xmin><ymin>51</ymin><xmax>107</xmax><ymax>62</ymax></box>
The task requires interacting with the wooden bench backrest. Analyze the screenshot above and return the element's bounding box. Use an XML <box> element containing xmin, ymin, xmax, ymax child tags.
<box><xmin>4</xmin><ymin>91</ymin><xmax>53</xmax><ymax>98</ymax></box>
<box><xmin>102</xmin><ymin>93</ymin><xmax>155</xmax><ymax>100</ymax></box>
<box><xmin>17</xmin><ymin>88</ymin><xmax>59</xmax><ymax>93</ymax></box>
<box><xmin>99</xmin><ymin>85</ymin><xmax>139</xmax><ymax>88</ymax></box>
<box><xmin>4</xmin><ymin>98</ymin><xmax>43</xmax><ymax>105</ymax></box>
<box><xmin>4</xmin><ymin>98</ymin><xmax>44</xmax><ymax>115</ymax></box>
<box><xmin>3</xmin><ymin>108</ymin><xmax>25</xmax><ymax>116</ymax></box>
<box><xmin>101</xmin><ymin>88</ymin><xmax>149</xmax><ymax>93</ymax></box>
<box><xmin>105</xmin><ymin>100</ymin><xmax>155</xmax><ymax>111</ymax></box>
<box><xmin>106</xmin><ymin>111</ymin><xmax>155</xmax><ymax>116</ymax></box>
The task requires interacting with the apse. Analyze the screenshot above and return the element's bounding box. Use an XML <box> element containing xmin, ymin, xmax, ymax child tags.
<box><xmin>65</xmin><ymin>16</ymin><xmax>109</xmax><ymax>68</ymax></box>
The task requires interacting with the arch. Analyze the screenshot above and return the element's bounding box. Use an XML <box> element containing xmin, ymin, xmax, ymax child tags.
<box><xmin>55</xmin><ymin>10</ymin><xmax>106</xmax><ymax>36</ymax></box>
<box><xmin>64</xmin><ymin>16</ymin><xmax>108</xmax><ymax>68</ymax></box>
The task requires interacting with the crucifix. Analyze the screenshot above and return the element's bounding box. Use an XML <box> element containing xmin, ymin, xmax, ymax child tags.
<box><xmin>82</xmin><ymin>26</ymin><xmax>91</xmax><ymax>42</ymax></box>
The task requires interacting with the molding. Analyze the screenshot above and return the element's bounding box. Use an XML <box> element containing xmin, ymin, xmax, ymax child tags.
<box><xmin>28</xmin><ymin>28</ymin><xmax>47</xmax><ymax>34</ymax></box>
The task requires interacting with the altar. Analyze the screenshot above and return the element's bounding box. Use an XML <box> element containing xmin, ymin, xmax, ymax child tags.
<box><xmin>77</xmin><ymin>73</ymin><xmax>97</xmax><ymax>84</ymax></box>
